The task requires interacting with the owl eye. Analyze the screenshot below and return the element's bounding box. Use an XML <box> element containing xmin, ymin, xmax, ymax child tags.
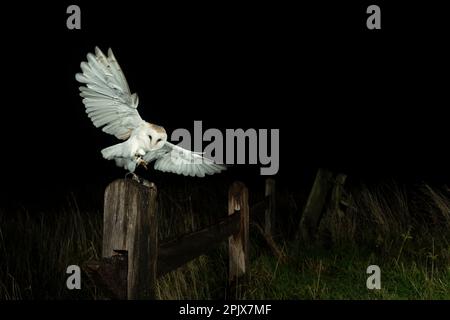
<box><xmin>156</xmin><ymin>138</ymin><xmax>162</xmax><ymax>143</ymax></box>
<box><xmin>148</xmin><ymin>135</ymin><xmax>152</xmax><ymax>141</ymax></box>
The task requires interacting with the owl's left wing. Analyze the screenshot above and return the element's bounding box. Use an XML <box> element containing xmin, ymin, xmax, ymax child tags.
<box><xmin>143</xmin><ymin>142</ymin><xmax>226</xmax><ymax>177</ymax></box>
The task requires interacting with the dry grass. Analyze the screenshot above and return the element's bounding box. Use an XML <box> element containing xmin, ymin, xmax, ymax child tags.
<box><xmin>322</xmin><ymin>181</ymin><xmax>450</xmax><ymax>256</ymax></box>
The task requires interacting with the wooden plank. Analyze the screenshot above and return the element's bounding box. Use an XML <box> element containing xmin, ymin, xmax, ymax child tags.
<box><xmin>298</xmin><ymin>168</ymin><xmax>334</xmax><ymax>243</ymax></box>
<box><xmin>127</xmin><ymin>180</ymin><xmax>158</xmax><ymax>300</ymax></box>
<box><xmin>264</xmin><ymin>178</ymin><xmax>276</xmax><ymax>236</ymax></box>
<box><xmin>102</xmin><ymin>179</ymin><xmax>158</xmax><ymax>300</ymax></box>
<box><xmin>228</xmin><ymin>181</ymin><xmax>249</xmax><ymax>284</ymax></box>
<box><xmin>157</xmin><ymin>213</ymin><xmax>241</xmax><ymax>277</ymax></box>
<box><xmin>103</xmin><ymin>179</ymin><xmax>133</xmax><ymax>257</ymax></box>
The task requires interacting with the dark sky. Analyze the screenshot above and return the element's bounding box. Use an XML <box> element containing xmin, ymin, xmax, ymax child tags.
<box><xmin>1</xmin><ymin>1</ymin><xmax>449</xmax><ymax>207</ymax></box>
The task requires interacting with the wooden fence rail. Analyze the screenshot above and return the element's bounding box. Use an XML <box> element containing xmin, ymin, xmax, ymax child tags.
<box><xmin>84</xmin><ymin>179</ymin><xmax>249</xmax><ymax>300</ymax></box>
<box><xmin>83</xmin><ymin>173</ymin><xmax>353</xmax><ymax>298</ymax></box>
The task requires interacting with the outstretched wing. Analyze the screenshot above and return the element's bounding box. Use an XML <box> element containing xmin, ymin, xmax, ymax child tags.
<box><xmin>76</xmin><ymin>47</ymin><xmax>143</xmax><ymax>140</ymax></box>
<box><xmin>143</xmin><ymin>142</ymin><xmax>226</xmax><ymax>177</ymax></box>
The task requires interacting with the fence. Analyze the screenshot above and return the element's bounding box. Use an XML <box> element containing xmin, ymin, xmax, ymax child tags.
<box><xmin>85</xmin><ymin>179</ymin><xmax>259</xmax><ymax>300</ymax></box>
<box><xmin>84</xmin><ymin>172</ymin><xmax>351</xmax><ymax>299</ymax></box>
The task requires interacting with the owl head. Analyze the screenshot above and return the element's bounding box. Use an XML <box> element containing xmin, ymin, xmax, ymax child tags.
<box><xmin>145</xmin><ymin>122</ymin><xmax>167</xmax><ymax>150</ymax></box>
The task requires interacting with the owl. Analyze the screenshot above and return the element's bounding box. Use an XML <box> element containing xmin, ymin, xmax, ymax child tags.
<box><xmin>76</xmin><ymin>47</ymin><xmax>225</xmax><ymax>177</ymax></box>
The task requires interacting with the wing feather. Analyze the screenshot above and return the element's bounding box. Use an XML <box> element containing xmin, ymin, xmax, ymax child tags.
<box><xmin>144</xmin><ymin>142</ymin><xmax>225</xmax><ymax>177</ymax></box>
<box><xmin>76</xmin><ymin>47</ymin><xmax>143</xmax><ymax>140</ymax></box>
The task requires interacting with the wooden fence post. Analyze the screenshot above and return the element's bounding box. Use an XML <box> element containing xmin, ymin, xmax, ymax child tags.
<box><xmin>331</xmin><ymin>174</ymin><xmax>348</xmax><ymax>217</ymax></box>
<box><xmin>298</xmin><ymin>168</ymin><xmax>333</xmax><ymax>243</ymax></box>
<box><xmin>88</xmin><ymin>179</ymin><xmax>254</xmax><ymax>299</ymax></box>
<box><xmin>228</xmin><ymin>181</ymin><xmax>249</xmax><ymax>285</ymax></box>
<box><xmin>103</xmin><ymin>179</ymin><xmax>158</xmax><ymax>300</ymax></box>
<box><xmin>265</xmin><ymin>178</ymin><xmax>276</xmax><ymax>236</ymax></box>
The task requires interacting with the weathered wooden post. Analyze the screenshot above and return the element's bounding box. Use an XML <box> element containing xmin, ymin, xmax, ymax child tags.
<box><xmin>228</xmin><ymin>181</ymin><xmax>249</xmax><ymax>286</ymax></box>
<box><xmin>298</xmin><ymin>168</ymin><xmax>333</xmax><ymax>243</ymax></box>
<box><xmin>264</xmin><ymin>178</ymin><xmax>276</xmax><ymax>236</ymax></box>
<box><xmin>103</xmin><ymin>179</ymin><xmax>158</xmax><ymax>300</ymax></box>
<box><xmin>331</xmin><ymin>174</ymin><xmax>348</xmax><ymax>217</ymax></box>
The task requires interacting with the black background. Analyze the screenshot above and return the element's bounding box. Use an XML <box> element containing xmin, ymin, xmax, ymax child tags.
<box><xmin>1</xmin><ymin>1</ymin><xmax>449</xmax><ymax>208</ymax></box>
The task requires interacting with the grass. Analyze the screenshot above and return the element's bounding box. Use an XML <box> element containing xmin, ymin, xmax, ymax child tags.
<box><xmin>156</xmin><ymin>243</ymin><xmax>450</xmax><ymax>300</ymax></box>
<box><xmin>1</xmin><ymin>178</ymin><xmax>450</xmax><ymax>299</ymax></box>
<box><xmin>247</xmin><ymin>246</ymin><xmax>450</xmax><ymax>299</ymax></box>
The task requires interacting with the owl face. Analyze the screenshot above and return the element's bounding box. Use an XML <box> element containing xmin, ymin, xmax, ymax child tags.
<box><xmin>145</xmin><ymin>123</ymin><xmax>167</xmax><ymax>150</ymax></box>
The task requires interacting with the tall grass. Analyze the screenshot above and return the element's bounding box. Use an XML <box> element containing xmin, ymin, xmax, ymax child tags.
<box><xmin>0</xmin><ymin>195</ymin><xmax>102</xmax><ymax>299</ymax></box>
<box><xmin>321</xmin><ymin>181</ymin><xmax>450</xmax><ymax>261</ymax></box>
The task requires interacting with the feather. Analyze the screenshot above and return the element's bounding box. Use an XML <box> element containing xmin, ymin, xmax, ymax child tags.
<box><xmin>76</xmin><ymin>47</ymin><xmax>143</xmax><ymax>140</ymax></box>
<box><xmin>107</xmin><ymin>48</ymin><xmax>131</xmax><ymax>94</ymax></box>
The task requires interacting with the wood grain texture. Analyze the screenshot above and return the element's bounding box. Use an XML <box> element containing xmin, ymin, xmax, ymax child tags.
<box><xmin>103</xmin><ymin>179</ymin><xmax>158</xmax><ymax>299</ymax></box>
<box><xmin>228</xmin><ymin>181</ymin><xmax>249</xmax><ymax>284</ymax></box>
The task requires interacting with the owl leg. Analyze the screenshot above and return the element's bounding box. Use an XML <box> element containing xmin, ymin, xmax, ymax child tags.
<box><xmin>133</xmin><ymin>154</ymin><xmax>148</xmax><ymax>170</ymax></box>
<box><xmin>137</xmin><ymin>158</ymin><xmax>148</xmax><ymax>170</ymax></box>
<box><xmin>125</xmin><ymin>167</ymin><xmax>152</xmax><ymax>187</ymax></box>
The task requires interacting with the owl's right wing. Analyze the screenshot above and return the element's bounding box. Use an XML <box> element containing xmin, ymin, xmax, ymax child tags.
<box><xmin>76</xmin><ymin>47</ymin><xmax>144</xmax><ymax>140</ymax></box>
<box><xmin>143</xmin><ymin>142</ymin><xmax>226</xmax><ymax>177</ymax></box>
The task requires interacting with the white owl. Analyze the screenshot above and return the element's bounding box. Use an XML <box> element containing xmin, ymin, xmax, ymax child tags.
<box><xmin>75</xmin><ymin>47</ymin><xmax>225</xmax><ymax>177</ymax></box>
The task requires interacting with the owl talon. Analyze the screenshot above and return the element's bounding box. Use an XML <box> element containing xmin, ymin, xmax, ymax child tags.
<box><xmin>137</xmin><ymin>158</ymin><xmax>148</xmax><ymax>170</ymax></box>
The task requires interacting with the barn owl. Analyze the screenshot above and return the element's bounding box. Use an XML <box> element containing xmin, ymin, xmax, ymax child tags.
<box><xmin>75</xmin><ymin>47</ymin><xmax>225</xmax><ymax>177</ymax></box>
